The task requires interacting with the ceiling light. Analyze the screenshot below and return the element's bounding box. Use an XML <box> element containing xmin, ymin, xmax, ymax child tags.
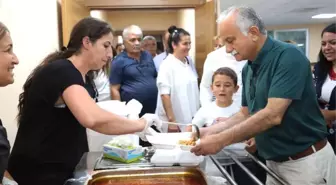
<box><xmin>297</xmin><ymin>44</ymin><xmax>304</xmax><ymax>47</ymax></box>
<box><xmin>312</xmin><ymin>14</ymin><xmax>336</xmax><ymax>19</ymax></box>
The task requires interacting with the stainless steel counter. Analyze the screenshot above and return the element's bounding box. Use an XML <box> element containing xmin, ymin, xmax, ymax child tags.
<box><xmin>65</xmin><ymin>151</ymin><xmax>227</xmax><ymax>185</ymax></box>
<box><xmin>65</xmin><ymin>148</ymin><xmax>287</xmax><ymax>185</ymax></box>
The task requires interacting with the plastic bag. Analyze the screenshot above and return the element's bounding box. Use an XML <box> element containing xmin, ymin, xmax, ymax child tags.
<box><xmin>107</xmin><ymin>136</ymin><xmax>135</xmax><ymax>150</ymax></box>
<box><xmin>87</xmin><ymin>99</ymin><xmax>142</xmax><ymax>151</ymax></box>
<box><xmin>2</xmin><ymin>177</ymin><xmax>18</xmax><ymax>185</ymax></box>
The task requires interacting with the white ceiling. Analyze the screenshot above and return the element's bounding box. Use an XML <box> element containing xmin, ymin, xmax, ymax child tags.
<box><xmin>219</xmin><ymin>0</ymin><xmax>336</xmax><ymax>26</ymax></box>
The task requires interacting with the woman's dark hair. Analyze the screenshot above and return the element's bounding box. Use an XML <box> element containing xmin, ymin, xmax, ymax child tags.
<box><xmin>166</xmin><ymin>25</ymin><xmax>190</xmax><ymax>54</ymax></box>
<box><xmin>17</xmin><ymin>17</ymin><xmax>113</xmax><ymax>123</ymax></box>
<box><xmin>0</xmin><ymin>22</ymin><xmax>9</xmax><ymax>41</ymax></box>
<box><xmin>116</xmin><ymin>43</ymin><xmax>123</xmax><ymax>51</ymax></box>
<box><xmin>102</xmin><ymin>46</ymin><xmax>116</xmax><ymax>75</ymax></box>
<box><xmin>212</xmin><ymin>67</ymin><xmax>238</xmax><ymax>86</ymax></box>
<box><xmin>316</xmin><ymin>23</ymin><xmax>336</xmax><ymax>81</ymax></box>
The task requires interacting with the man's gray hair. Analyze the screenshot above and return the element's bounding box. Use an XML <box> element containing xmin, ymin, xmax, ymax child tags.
<box><xmin>142</xmin><ymin>35</ymin><xmax>156</xmax><ymax>42</ymax></box>
<box><xmin>217</xmin><ymin>6</ymin><xmax>267</xmax><ymax>35</ymax></box>
<box><xmin>122</xmin><ymin>25</ymin><xmax>143</xmax><ymax>39</ymax></box>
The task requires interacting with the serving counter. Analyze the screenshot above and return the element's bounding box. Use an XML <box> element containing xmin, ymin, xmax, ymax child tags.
<box><xmin>65</xmin><ymin>148</ymin><xmax>287</xmax><ymax>185</ymax></box>
<box><xmin>65</xmin><ymin>151</ymin><xmax>227</xmax><ymax>185</ymax></box>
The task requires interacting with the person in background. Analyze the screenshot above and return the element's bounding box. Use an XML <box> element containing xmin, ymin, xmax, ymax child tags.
<box><xmin>200</xmin><ymin>39</ymin><xmax>246</xmax><ymax>107</ymax></box>
<box><xmin>115</xmin><ymin>43</ymin><xmax>124</xmax><ymax>55</ymax></box>
<box><xmin>0</xmin><ymin>21</ymin><xmax>19</xmax><ymax>184</ymax></box>
<box><xmin>153</xmin><ymin>27</ymin><xmax>197</xmax><ymax>75</ymax></box>
<box><xmin>191</xmin><ymin>67</ymin><xmax>265</xmax><ymax>185</ymax></box>
<box><xmin>314</xmin><ymin>23</ymin><xmax>336</xmax><ymax>154</ymax></box>
<box><xmin>110</xmin><ymin>25</ymin><xmax>158</xmax><ymax>117</ymax></box>
<box><xmin>153</xmin><ymin>30</ymin><xmax>170</xmax><ymax>72</ymax></box>
<box><xmin>213</xmin><ymin>35</ymin><xmax>224</xmax><ymax>50</ymax></box>
<box><xmin>93</xmin><ymin>45</ymin><xmax>117</xmax><ymax>102</ymax></box>
<box><xmin>141</xmin><ymin>35</ymin><xmax>157</xmax><ymax>58</ymax></box>
<box><xmin>112</xmin><ymin>45</ymin><xmax>117</xmax><ymax>60</ymax></box>
<box><xmin>187</xmin><ymin>67</ymin><xmax>240</xmax><ymax>131</ymax></box>
<box><xmin>156</xmin><ymin>25</ymin><xmax>199</xmax><ymax>132</ymax></box>
<box><xmin>109</xmin><ymin>25</ymin><xmax>158</xmax><ymax>146</ymax></box>
<box><xmin>191</xmin><ymin>6</ymin><xmax>335</xmax><ymax>185</ymax></box>
<box><xmin>93</xmin><ymin>62</ymin><xmax>111</xmax><ymax>102</ymax></box>
<box><xmin>8</xmin><ymin>18</ymin><xmax>161</xmax><ymax>185</ymax></box>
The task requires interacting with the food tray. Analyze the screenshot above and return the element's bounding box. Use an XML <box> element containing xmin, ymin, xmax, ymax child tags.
<box><xmin>86</xmin><ymin>167</ymin><xmax>208</xmax><ymax>185</ymax></box>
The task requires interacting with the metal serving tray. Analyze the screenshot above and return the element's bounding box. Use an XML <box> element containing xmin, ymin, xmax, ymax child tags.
<box><xmin>94</xmin><ymin>147</ymin><xmax>156</xmax><ymax>170</ymax></box>
<box><xmin>86</xmin><ymin>167</ymin><xmax>208</xmax><ymax>185</ymax></box>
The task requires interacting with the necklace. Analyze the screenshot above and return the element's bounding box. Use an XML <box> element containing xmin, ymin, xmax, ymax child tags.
<box><xmin>329</xmin><ymin>68</ymin><xmax>336</xmax><ymax>80</ymax></box>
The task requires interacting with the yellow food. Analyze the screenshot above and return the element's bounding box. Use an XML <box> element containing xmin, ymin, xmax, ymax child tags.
<box><xmin>178</xmin><ymin>139</ymin><xmax>196</xmax><ymax>146</ymax></box>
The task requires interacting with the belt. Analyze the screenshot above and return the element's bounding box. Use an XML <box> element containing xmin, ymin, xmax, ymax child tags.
<box><xmin>273</xmin><ymin>139</ymin><xmax>327</xmax><ymax>162</ymax></box>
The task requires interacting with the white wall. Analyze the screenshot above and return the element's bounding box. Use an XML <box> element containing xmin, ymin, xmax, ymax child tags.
<box><xmin>267</xmin><ymin>23</ymin><xmax>329</xmax><ymax>62</ymax></box>
<box><xmin>0</xmin><ymin>0</ymin><xmax>60</xmax><ymax>147</ymax></box>
<box><xmin>177</xmin><ymin>9</ymin><xmax>196</xmax><ymax>65</ymax></box>
<box><xmin>90</xmin><ymin>10</ymin><xmax>108</xmax><ymax>21</ymax></box>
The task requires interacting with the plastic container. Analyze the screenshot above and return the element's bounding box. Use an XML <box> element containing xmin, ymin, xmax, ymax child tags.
<box><xmin>146</xmin><ymin>132</ymin><xmax>193</xmax><ymax>149</ymax></box>
<box><xmin>176</xmin><ymin>150</ymin><xmax>204</xmax><ymax>167</ymax></box>
<box><xmin>150</xmin><ymin>149</ymin><xmax>177</xmax><ymax>166</ymax></box>
<box><xmin>150</xmin><ymin>148</ymin><xmax>204</xmax><ymax>167</ymax></box>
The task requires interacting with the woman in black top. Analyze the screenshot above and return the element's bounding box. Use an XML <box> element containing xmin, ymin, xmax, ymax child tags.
<box><xmin>0</xmin><ymin>22</ymin><xmax>19</xmax><ymax>182</ymax></box>
<box><xmin>8</xmin><ymin>17</ymin><xmax>161</xmax><ymax>185</ymax></box>
<box><xmin>314</xmin><ymin>23</ymin><xmax>336</xmax><ymax>154</ymax></box>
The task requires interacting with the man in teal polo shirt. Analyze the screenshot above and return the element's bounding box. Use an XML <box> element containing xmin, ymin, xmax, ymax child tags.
<box><xmin>191</xmin><ymin>6</ymin><xmax>336</xmax><ymax>185</ymax></box>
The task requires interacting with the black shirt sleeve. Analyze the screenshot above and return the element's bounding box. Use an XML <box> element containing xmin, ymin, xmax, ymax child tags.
<box><xmin>0</xmin><ymin>119</ymin><xmax>10</xmax><ymax>180</ymax></box>
<box><xmin>32</xmin><ymin>60</ymin><xmax>85</xmax><ymax>105</ymax></box>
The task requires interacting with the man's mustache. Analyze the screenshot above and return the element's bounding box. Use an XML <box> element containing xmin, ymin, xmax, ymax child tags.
<box><xmin>131</xmin><ymin>44</ymin><xmax>141</xmax><ymax>50</ymax></box>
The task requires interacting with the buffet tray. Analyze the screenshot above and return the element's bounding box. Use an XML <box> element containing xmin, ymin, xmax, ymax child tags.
<box><xmin>86</xmin><ymin>167</ymin><xmax>208</xmax><ymax>185</ymax></box>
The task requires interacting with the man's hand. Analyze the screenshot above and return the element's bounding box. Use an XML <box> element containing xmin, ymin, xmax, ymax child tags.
<box><xmin>245</xmin><ymin>138</ymin><xmax>257</xmax><ymax>154</ymax></box>
<box><xmin>195</xmin><ymin>127</ymin><xmax>213</xmax><ymax>138</ymax></box>
<box><xmin>191</xmin><ymin>134</ymin><xmax>224</xmax><ymax>156</ymax></box>
<box><xmin>320</xmin><ymin>109</ymin><xmax>335</xmax><ymax>128</ymax></box>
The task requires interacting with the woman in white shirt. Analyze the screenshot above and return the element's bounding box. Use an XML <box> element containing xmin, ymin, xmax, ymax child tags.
<box><xmin>156</xmin><ymin>25</ymin><xmax>199</xmax><ymax>132</ymax></box>
<box><xmin>187</xmin><ymin>67</ymin><xmax>240</xmax><ymax>131</ymax></box>
<box><xmin>93</xmin><ymin>46</ymin><xmax>116</xmax><ymax>102</ymax></box>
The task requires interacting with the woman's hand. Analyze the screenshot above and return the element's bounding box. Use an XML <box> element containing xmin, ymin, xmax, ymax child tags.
<box><xmin>137</xmin><ymin>114</ymin><xmax>163</xmax><ymax>141</ymax></box>
<box><xmin>140</xmin><ymin>114</ymin><xmax>163</xmax><ymax>132</ymax></box>
<box><xmin>168</xmin><ymin>124</ymin><xmax>180</xmax><ymax>132</ymax></box>
<box><xmin>167</xmin><ymin>117</ymin><xmax>180</xmax><ymax>132</ymax></box>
